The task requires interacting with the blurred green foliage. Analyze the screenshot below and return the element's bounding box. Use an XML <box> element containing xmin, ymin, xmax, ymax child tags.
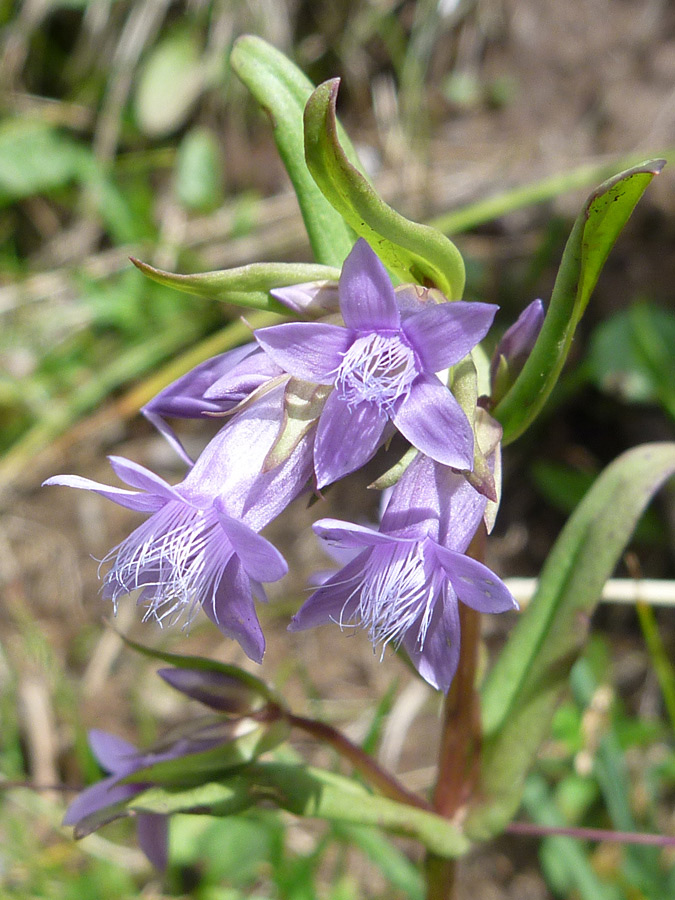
<box><xmin>1</xmin><ymin>2</ymin><xmax>674</xmax><ymax>898</ymax></box>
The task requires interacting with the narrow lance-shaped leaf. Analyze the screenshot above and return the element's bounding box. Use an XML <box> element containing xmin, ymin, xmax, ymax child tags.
<box><xmin>466</xmin><ymin>442</ymin><xmax>675</xmax><ymax>839</ymax></box>
<box><xmin>492</xmin><ymin>159</ymin><xmax>665</xmax><ymax>444</ymax></box>
<box><xmin>230</xmin><ymin>36</ymin><xmax>356</xmax><ymax>266</ymax></box>
<box><xmin>304</xmin><ymin>79</ymin><xmax>466</xmax><ymax>299</ymax></box>
<box><xmin>127</xmin><ymin>762</ymin><xmax>471</xmax><ymax>859</ymax></box>
<box><xmin>130</xmin><ymin>258</ymin><xmax>340</xmax><ymax>314</ymax></box>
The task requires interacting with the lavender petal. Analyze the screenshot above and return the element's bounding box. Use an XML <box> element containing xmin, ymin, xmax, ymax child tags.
<box><xmin>204</xmin><ymin>557</ymin><xmax>266</xmax><ymax>663</ymax></box>
<box><xmin>403</xmin><ymin>301</ymin><xmax>498</xmax><ymax>372</ymax></box>
<box><xmin>433</xmin><ymin>545</ymin><xmax>517</xmax><ymax>613</ymax></box>
<box><xmin>215</xmin><ymin>504</ymin><xmax>288</xmax><ymax>583</ymax></box>
<box><xmin>314</xmin><ymin>392</ymin><xmax>387</xmax><ymax>488</ymax></box>
<box><xmin>392</xmin><ymin>375</ymin><xmax>474</xmax><ymax>469</ymax></box>
<box><xmin>402</xmin><ymin>591</ymin><xmax>461</xmax><ymax>693</ymax></box>
<box><xmin>338</xmin><ymin>239</ymin><xmax>399</xmax><ymax>331</ymax></box>
<box><xmin>255</xmin><ymin>322</ymin><xmax>351</xmax><ymax>383</ymax></box>
<box><xmin>42</xmin><ymin>475</ymin><xmax>166</xmax><ymax>513</ymax></box>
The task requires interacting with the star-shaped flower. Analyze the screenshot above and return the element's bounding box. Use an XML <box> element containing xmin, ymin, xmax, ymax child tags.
<box><xmin>255</xmin><ymin>239</ymin><xmax>498</xmax><ymax>487</ymax></box>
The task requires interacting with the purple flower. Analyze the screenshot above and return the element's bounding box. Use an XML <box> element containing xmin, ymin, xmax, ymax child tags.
<box><xmin>256</xmin><ymin>239</ymin><xmax>498</xmax><ymax>487</ymax></box>
<box><xmin>44</xmin><ymin>386</ymin><xmax>312</xmax><ymax>661</ymax></box>
<box><xmin>142</xmin><ymin>343</ymin><xmax>283</xmax><ymax>465</ymax></box>
<box><xmin>65</xmin><ymin>730</ymin><xmax>168</xmax><ymax>869</ymax></box>
<box><xmin>290</xmin><ymin>455</ymin><xmax>516</xmax><ymax>692</ymax></box>
<box><xmin>64</xmin><ymin>665</ymin><xmax>284</xmax><ymax>863</ymax></box>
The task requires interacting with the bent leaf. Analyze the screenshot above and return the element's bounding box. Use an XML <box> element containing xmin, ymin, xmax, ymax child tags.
<box><xmin>120</xmin><ymin>634</ymin><xmax>280</xmax><ymax>706</ymax></box>
<box><xmin>467</xmin><ymin>442</ymin><xmax>675</xmax><ymax>839</ymax></box>
<box><xmin>230</xmin><ymin>36</ymin><xmax>355</xmax><ymax>266</ymax></box>
<box><xmin>131</xmin><ymin>258</ymin><xmax>340</xmax><ymax>313</ymax></box>
<box><xmin>493</xmin><ymin>160</ymin><xmax>666</xmax><ymax>444</ymax></box>
<box><xmin>128</xmin><ymin>762</ymin><xmax>471</xmax><ymax>858</ymax></box>
<box><xmin>304</xmin><ymin>79</ymin><xmax>466</xmax><ymax>299</ymax></box>
<box><xmin>119</xmin><ymin>719</ymin><xmax>291</xmax><ymax>786</ymax></box>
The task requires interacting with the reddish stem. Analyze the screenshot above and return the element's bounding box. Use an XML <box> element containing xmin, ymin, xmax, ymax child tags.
<box><xmin>425</xmin><ymin>526</ymin><xmax>486</xmax><ymax>900</ymax></box>
<box><xmin>288</xmin><ymin>713</ymin><xmax>432</xmax><ymax>811</ymax></box>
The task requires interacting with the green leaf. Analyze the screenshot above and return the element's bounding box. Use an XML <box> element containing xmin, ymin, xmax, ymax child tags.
<box><xmin>332</xmin><ymin>823</ymin><xmax>424</xmax><ymax>900</ymax></box>
<box><xmin>230</xmin><ymin>36</ymin><xmax>355</xmax><ymax>267</ymax></box>
<box><xmin>467</xmin><ymin>442</ymin><xmax>675</xmax><ymax>839</ymax></box>
<box><xmin>522</xmin><ymin>775</ymin><xmax>620</xmax><ymax>900</ymax></box>
<box><xmin>118</xmin><ymin>718</ymin><xmax>291</xmax><ymax>786</ymax></box>
<box><xmin>134</xmin><ymin>28</ymin><xmax>205</xmax><ymax>137</ymax></box>
<box><xmin>130</xmin><ymin>257</ymin><xmax>340</xmax><ymax>313</ymax></box>
<box><xmin>304</xmin><ymin>79</ymin><xmax>466</xmax><ymax>298</ymax></box>
<box><xmin>0</xmin><ymin>119</ymin><xmax>93</xmax><ymax>205</ymax></box>
<box><xmin>587</xmin><ymin>303</ymin><xmax>675</xmax><ymax>418</ymax></box>
<box><xmin>176</xmin><ymin>126</ymin><xmax>224</xmax><ymax>212</ymax></box>
<box><xmin>119</xmin><ymin>634</ymin><xmax>279</xmax><ymax>706</ymax></box>
<box><xmin>492</xmin><ymin>160</ymin><xmax>666</xmax><ymax>444</ymax></box>
<box><xmin>128</xmin><ymin>763</ymin><xmax>471</xmax><ymax>858</ymax></box>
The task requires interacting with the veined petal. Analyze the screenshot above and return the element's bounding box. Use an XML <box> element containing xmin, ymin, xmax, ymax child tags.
<box><xmin>214</xmin><ymin>503</ymin><xmax>287</xmax><ymax>583</ymax></box>
<box><xmin>403</xmin><ymin>591</ymin><xmax>461</xmax><ymax>693</ymax></box>
<box><xmin>392</xmin><ymin>375</ymin><xmax>474</xmax><ymax>469</ymax></box>
<box><xmin>432</xmin><ymin>545</ymin><xmax>517</xmax><ymax>613</ymax></box>
<box><xmin>42</xmin><ymin>475</ymin><xmax>165</xmax><ymax>513</ymax></box>
<box><xmin>379</xmin><ymin>454</ymin><xmax>441</xmax><ymax>540</ymax></box>
<box><xmin>403</xmin><ymin>301</ymin><xmax>498</xmax><ymax>372</ymax></box>
<box><xmin>108</xmin><ymin>457</ymin><xmax>182</xmax><ymax>502</ymax></box>
<box><xmin>255</xmin><ymin>322</ymin><xmax>351</xmax><ymax>383</ymax></box>
<box><xmin>204</xmin><ymin>557</ymin><xmax>265</xmax><ymax>663</ymax></box>
<box><xmin>435</xmin><ymin>467</ymin><xmax>488</xmax><ymax>553</ymax></box>
<box><xmin>289</xmin><ymin>555</ymin><xmax>366</xmax><ymax>631</ymax></box>
<box><xmin>339</xmin><ymin>239</ymin><xmax>399</xmax><ymax>331</ymax></box>
<box><xmin>314</xmin><ymin>392</ymin><xmax>387</xmax><ymax>488</ymax></box>
<box><xmin>313</xmin><ymin>518</ymin><xmax>399</xmax><ymax>549</ymax></box>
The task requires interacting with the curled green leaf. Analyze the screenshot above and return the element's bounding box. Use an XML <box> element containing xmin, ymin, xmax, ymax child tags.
<box><xmin>131</xmin><ymin>257</ymin><xmax>341</xmax><ymax>313</ymax></box>
<box><xmin>230</xmin><ymin>36</ymin><xmax>355</xmax><ymax>266</ymax></box>
<box><xmin>304</xmin><ymin>79</ymin><xmax>466</xmax><ymax>298</ymax></box>
<box><xmin>493</xmin><ymin>159</ymin><xmax>666</xmax><ymax>444</ymax></box>
<box><xmin>129</xmin><ymin>763</ymin><xmax>471</xmax><ymax>858</ymax></box>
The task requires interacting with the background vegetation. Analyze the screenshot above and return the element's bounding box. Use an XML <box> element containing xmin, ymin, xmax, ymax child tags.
<box><xmin>1</xmin><ymin>1</ymin><xmax>674</xmax><ymax>897</ymax></box>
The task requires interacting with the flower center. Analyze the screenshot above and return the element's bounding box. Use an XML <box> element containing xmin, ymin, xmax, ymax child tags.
<box><xmin>339</xmin><ymin>540</ymin><xmax>440</xmax><ymax>653</ymax></box>
<box><xmin>102</xmin><ymin>502</ymin><xmax>232</xmax><ymax>628</ymax></box>
<box><xmin>335</xmin><ymin>332</ymin><xmax>417</xmax><ymax>411</ymax></box>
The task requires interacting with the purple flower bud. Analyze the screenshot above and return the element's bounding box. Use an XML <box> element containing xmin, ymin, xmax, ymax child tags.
<box><xmin>64</xmin><ymin>730</ymin><xmax>168</xmax><ymax>868</ymax></box>
<box><xmin>270</xmin><ymin>280</ymin><xmax>340</xmax><ymax>316</ymax></box>
<box><xmin>157</xmin><ymin>667</ymin><xmax>269</xmax><ymax>714</ymax></box>
<box><xmin>142</xmin><ymin>343</ymin><xmax>283</xmax><ymax>465</ymax></box>
<box><xmin>490</xmin><ymin>299</ymin><xmax>545</xmax><ymax>403</ymax></box>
